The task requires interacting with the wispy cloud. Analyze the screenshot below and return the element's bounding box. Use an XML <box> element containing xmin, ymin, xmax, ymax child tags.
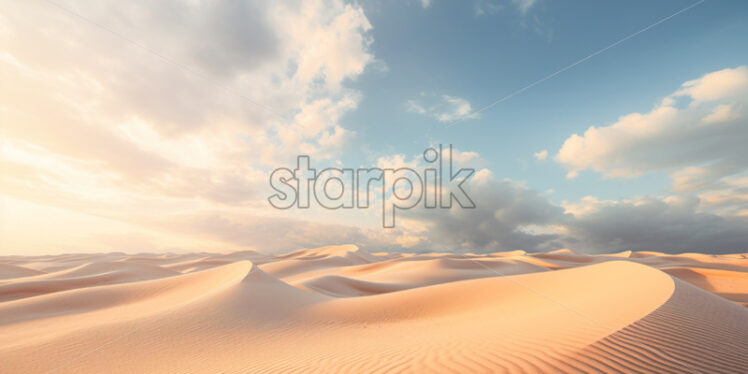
<box><xmin>406</xmin><ymin>94</ymin><xmax>480</xmax><ymax>123</ymax></box>
<box><xmin>533</xmin><ymin>149</ymin><xmax>548</xmax><ymax>161</ymax></box>
<box><xmin>474</xmin><ymin>0</ymin><xmax>504</xmax><ymax>16</ymax></box>
<box><xmin>512</xmin><ymin>0</ymin><xmax>537</xmax><ymax>14</ymax></box>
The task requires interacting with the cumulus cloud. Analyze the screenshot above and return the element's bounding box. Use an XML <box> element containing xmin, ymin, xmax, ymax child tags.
<box><xmin>405</xmin><ymin>93</ymin><xmax>480</xmax><ymax>123</ymax></box>
<box><xmin>556</xmin><ymin>66</ymin><xmax>748</xmax><ymax>188</ymax></box>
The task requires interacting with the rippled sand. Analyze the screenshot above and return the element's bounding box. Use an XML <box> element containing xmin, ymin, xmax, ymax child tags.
<box><xmin>1</xmin><ymin>245</ymin><xmax>746</xmax><ymax>373</ymax></box>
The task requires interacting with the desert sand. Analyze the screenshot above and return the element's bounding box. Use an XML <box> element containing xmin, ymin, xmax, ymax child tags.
<box><xmin>0</xmin><ymin>245</ymin><xmax>746</xmax><ymax>373</ymax></box>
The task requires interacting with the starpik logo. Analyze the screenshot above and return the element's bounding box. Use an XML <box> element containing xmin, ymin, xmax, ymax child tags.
<box><xmin>268</xmin><ymin>145</ymin><xmax>476</xmax><ymax>228</ymax></box>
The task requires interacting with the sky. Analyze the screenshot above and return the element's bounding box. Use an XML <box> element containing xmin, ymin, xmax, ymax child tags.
<box><xmin>2</xmin><ymin>0</ymin><xmax>748</xmax><ymax>255</ymax></box>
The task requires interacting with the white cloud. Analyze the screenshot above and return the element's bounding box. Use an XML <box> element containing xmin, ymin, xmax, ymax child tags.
<box><xmin>376</xmin><ymin>154</ymin><xmax>420</xmax><ymax>170</ymax></box>
<box><xmin>420</xmin><ymin>0</ymin><xmax>432</xmax><ymax>9</ymax></box>
<box><xmin>556</xmin><ymin>66</ymin><xmax>748</xmax><ymax>187</ymax></box>
<box><xmin>702</xmin><ymin>104</ymin><xmax>738</xmax><ymax>124</ymax></box>
<box><xmin>533</xmin><ymin>149</ymin><xmax>548</xmax><ymax>161</ymax></box>
<box><xmin>375</xmin><ymin>146</ymin><xmax>483</xmax><ymax>170</ymax></box>
<box><xmin>405</xmin><ymin>94</ymin><xmax>480</xmax><ymax>123</ymax></box>
<box><xmin>282</xmin><ymin>0</ymin><xmax>374</xmax><ymax>92</ymax></box>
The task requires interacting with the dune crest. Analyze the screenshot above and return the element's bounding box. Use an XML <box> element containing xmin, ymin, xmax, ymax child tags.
<box><xmin>0</xmin><ymin>246</ymin><xmax>746</xmax><ymax>373</ymax></box>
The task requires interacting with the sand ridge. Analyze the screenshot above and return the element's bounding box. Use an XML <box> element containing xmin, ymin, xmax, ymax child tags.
<box><xmin>0</xmin><ymin>246</ymin><xmax>746</xmax><ymax>373</ymax></box>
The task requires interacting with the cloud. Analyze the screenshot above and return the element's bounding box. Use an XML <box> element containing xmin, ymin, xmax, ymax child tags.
<box><xmin>0</xmin><ymin>0</ymin><xmax>376</xmax><ymax>253</ymax></box>
<box><xmin>538</xmin><ymin>66</ymin><xmax>748</xmax><ymax>254</ymax></box>
<box><xmin>693</xmin><ymin>176</ymin><xmax>748</xmax><ymax>217</ymax></box>
<box><xmin>512</xmin><ymin>0</ymin><xmax>538</xmax><ymax>14</ymax></box>
<box><xmin>474</xmin><ymin>0</ymin><xmax>504</xmax><ymax>16</ymax></box>
<box><xmin>556</xmin><ymin>66</ymin><xmax>748</xmax><ymax>186</ymax></box>
<box><xmin>158</xmin><ymin>174</ymin><xmax>748</xmax><ymax>255</ymax></box>
<box><xmin>2</xmin><ymin>0</ymin><xmax>373</xmax><ymax>142</ymax></box>
<box><xmin>400</xmin><ymin>177</ymin><xmax>568</xmax><ymax>252</ymax></box>
<box><xmin>4</xmin><ymin>4</ymin><xmax>748</xmax><ymax>256</ymax></box>
<box><xmin>376</xmin><ymin>154</ymin><xmax>420</xmax><ymax>170</ymax></box>
<box><xmin>420</xmin><ymin>0</ymin><xmax>432</xmax><ymax>9</ymax></box>
<box><xmin>533</xmin><ymin>149</ymin><xmax>548</xmax><ymax>161</ymax></box>
<box><xmin>560</xmin><ymin>195</ymin><xmax>748</xmax><ymax>254</ymax></box>
<box><xmin>368</xmin><ymin>151</ymin><xmax>567</xmax><ymax>252</ymax></box>
<box><xmin>405</xmin><ymin>93</ymin><xmax>480</xmax><ymax>123</ymax></box>
<box><xmin>369</xmin><ymin>147</ymin><xmax>748</xmax><ymax>254</ymax></box>
<box><xmin>392</xmin><ymin>175</ymin><xmax>565</xmax><ymax>252</ymax></box>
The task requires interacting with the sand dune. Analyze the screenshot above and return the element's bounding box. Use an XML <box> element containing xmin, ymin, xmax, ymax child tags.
<box><xmin>662</xmin><ymin>266</ymin><xmax>748</xmax><ymax>307</ymax></box>
<box><xmin>0</xmin><ymin>246</ymin><xmax>746</xmax><ymax>373</ymax></box>
<box><xmin>0</xmin><ymin>263</ymin><xmax>44</xmax><ymax>280</ymax></box>
<box><xmin>0</xmin><ymin>261</ymin><xmax>179</xmax><ymax>302</ymax></box>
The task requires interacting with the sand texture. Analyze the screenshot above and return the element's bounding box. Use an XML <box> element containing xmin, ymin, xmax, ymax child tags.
<box><xmin>0</xmin><ymin>245</ymin><xmax>746</xmax><ymax>373</ymax></box>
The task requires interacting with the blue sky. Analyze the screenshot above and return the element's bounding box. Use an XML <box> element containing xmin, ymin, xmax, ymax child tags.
<box><xmin>342</xmin><ymin>0</ymin><xmax>748</xmax><ymax>203</ymax></box>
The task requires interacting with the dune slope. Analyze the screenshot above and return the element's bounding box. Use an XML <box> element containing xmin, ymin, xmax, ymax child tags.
<box><xmin>0</xmin><ymin>246</ymin><xmax>746</xmax><ymax>373</ymax></box>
